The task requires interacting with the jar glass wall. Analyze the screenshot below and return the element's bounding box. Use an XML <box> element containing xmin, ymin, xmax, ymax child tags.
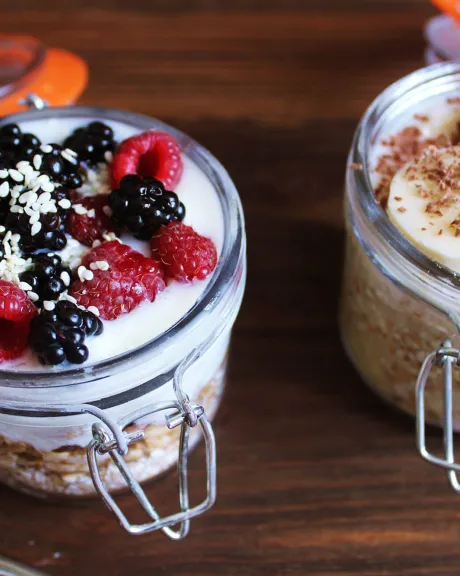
<box><xmin>341</xmin><ymin>64</ymin><xmax>460</xmax><ymax>429</ymax></box>
<box><xmin>0</xmin><ymin>106</ymin><xmax>246</xmax><ymax>498</ymax></box>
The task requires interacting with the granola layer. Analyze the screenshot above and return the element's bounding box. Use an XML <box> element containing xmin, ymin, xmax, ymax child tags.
<box><xmin>340</xmin><ymin>233</ymin><xmax>460</xmax><ymax>427</ymax></box>
<box><xmin>0</xmin><ymin>366</ymin><xmax>225</xmax><ymax>497</ymax></box>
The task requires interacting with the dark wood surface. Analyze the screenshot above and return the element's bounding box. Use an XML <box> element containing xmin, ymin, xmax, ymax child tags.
<box><xmin>1</xmin><ymin>1</ymin><xmax>457</xmax><ymax>575</ymax></box>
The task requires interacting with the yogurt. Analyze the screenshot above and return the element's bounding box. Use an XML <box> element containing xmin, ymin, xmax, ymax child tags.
<box><xmin>0</xmin><ymin>117</ymin><xmax>225</xmax><ymax>371</ymax></box>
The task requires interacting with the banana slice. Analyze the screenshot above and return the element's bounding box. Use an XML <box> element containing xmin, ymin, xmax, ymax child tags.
<box><xmin>387</xmin><ymin>145</ymin><xmax>460</xmax><ymax>272</ymax></box>
<box><xmin>421</xmin><ymin>107</ymin><xmax>460</xmax><ymax>140</ymax></box>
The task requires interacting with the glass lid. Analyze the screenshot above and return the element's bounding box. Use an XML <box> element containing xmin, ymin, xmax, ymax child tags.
<box><xmin>0</xmin><ymin>36</ymin><xmax>87</xmax><ymax>116</ymax></box>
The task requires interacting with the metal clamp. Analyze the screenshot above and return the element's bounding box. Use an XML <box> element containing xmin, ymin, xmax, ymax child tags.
<box><xmin>86</xmin><ymin>347</ymin><xmax>217</xmax><ymax>538</ymax></box>
<box><xmin>0</xmin><ymin>347</ymin><xmax>217</xmax><ymax>539</ymax></box>
<box><xmin>416</xmin><ymin>339</ymin><xmax>460</xmax><ymax>491</ymax></box>
<box><xmin>0</xmin><ymin>554</ymin><xmax>49</xmax><ymax>576</ymax></box>
<box><xmin>18</xmin><ymin>93</ymin><xmax>48</xmax><ymax>110</ymax></box>
<box><xmin>87</xmin><ymin>399</ymin><xmax>216</xmax><ymax>538</ymax></box>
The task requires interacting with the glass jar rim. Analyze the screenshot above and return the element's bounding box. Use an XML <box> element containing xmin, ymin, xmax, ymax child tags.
<box><xmin>0</xmin><ymin>105</ymin><xmax>245</xmax><ymax>388</ymax></box>
<box><xmin>349</xmin><ymin>62</ymin><xmax>460</xmax><ymax>297</ymax></box>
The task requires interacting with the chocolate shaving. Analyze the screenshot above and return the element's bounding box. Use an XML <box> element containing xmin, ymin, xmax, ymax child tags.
<box><xmin>425</xmin><ymin>202</ymin><xmax>443</xmax><ymax>216</ymax></box>
<box><xmin>450</xmin><ymin>219</ymin><xmax>460</xmax><ymax>236</ymax></box>
<box><xmin>374</xmin><ymin>122</ymin><xmax>460</xmax><ymax>209</ymax></box>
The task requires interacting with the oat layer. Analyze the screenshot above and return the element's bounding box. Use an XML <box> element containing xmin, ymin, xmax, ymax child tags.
<box><xmin>340</xmin><ymin>233</ymin><xmax>460</xmax><ymax>427</ymax></box>
<box><xmin>0</xmin><ymin>369</ymin><xmax>225</xmax><ymax>498</ymax></box>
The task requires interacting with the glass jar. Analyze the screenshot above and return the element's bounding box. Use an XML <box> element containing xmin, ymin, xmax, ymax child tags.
<box><xmin>424</xmin><ymin>15</ymin><xmax>460</xmax><ymax>64</ymax></box>
<box><xmin>0</xmin><ymin>105</ymin><xmax>246</xmax><ymax>536</ymax></box>
<box><xmin>0</xmin><ymin>36</ymin><xmax>87</xmax><ymax>114</ymax></box>
<box><xmin>341</xmin><ymin>63</ymin><xmax>460</xmax><ymax>429</ymax></box>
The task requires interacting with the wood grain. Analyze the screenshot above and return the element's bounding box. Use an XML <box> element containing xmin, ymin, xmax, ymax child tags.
<box><xmin>1</xmin><ymin>1</ymin><xmax>457</xmax><ymax>575</ymax></box>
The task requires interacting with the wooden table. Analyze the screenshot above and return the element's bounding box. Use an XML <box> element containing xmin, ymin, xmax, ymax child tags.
<box><xmin>1</xmin><ymin>1</ymin><xmax>458</xmax><ymax>574</ymax></box>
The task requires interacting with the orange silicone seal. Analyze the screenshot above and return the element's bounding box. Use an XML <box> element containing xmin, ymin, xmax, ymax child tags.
<box><xmin>0</xmin><ymin>38</ymin><xmax>87</xmax><ymax>116</ymax></box>
<box><xmin>432</xmin><ymin>0</ymin><xmax>460</xmax><ymax>26</ymax></box>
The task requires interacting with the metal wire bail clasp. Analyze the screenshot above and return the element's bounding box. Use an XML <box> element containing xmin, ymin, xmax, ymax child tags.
<box><xmin>86</xmin><ymin>351</ymin><xmax>217</xmax><ymax>538</ymax></box>
<box><xmin>416</xmin><ymin>339</ymin><xmax>460</xmax><ymax>492</ymax></box>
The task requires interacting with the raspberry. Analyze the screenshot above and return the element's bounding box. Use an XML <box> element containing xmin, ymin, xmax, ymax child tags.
<box><xmin>67</xmin><ymin>193</ymin><xmax>115</xmax><ymax>247</ymax></box>
<box><xmin>70</xmin><ymin>241</ymin><xmax>166</xmax><ymax>320</ymax></box>
<box><xmin>151</xmin><ymin>222</ymin><xmax>218</xmax><ymax>283</ymax></box>
<box><xmin>111</xmin><ymin>131</ymin><xmax>183</xmax><ymax>190</ymax></box>
<box><xmin>0</xmin><ymin>280</ymin><xmax>37</xmax><ymax>362</ymax></box>
<box><xmin>82</xmin><ymin>240</ymin><xmax>141</xmax><ymax>270</ymax></box>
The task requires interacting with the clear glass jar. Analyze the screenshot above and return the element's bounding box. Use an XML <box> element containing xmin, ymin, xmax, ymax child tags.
<box><xmin>0</xmin><ymin>106</ymin><xmax>246</xmax><ymax>515</ymax></box>
<box><xmin>424</xmin><ymin>15</ymin><xmax>460</xmax><ymax>64</ymax></box>
<box><xmin>341</xmin><ymin>63</ymin><xmax>460</xmax><ymax>429</ymax></box>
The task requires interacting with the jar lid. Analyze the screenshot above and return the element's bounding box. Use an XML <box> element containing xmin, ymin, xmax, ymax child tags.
<box><xmin>0</xmin><ymin>35</ymin><xmax>87</xmax><ymax>115</ymax></box>
<box><xmin>432</xmin><ymin>0</ymin><xmax>460</xmax><ymax>25</ymax></box>
<box><xmin>424</xmin><ymin>14</ymin><xmax>460</xmax><ymax>63</ymax></box>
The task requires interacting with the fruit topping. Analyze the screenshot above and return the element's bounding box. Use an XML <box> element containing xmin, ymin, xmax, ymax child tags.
<box><xmin>0</xmin><ymin>124</ymin><xmax>41</xmax><ymax>166</ymax></box>
<box><xmin>151</xmin><ymin>222</ymin><xmax>217</xmax><ymax>283</ymax></box>
<box><xmin>19</xmin><ymin>253</ymin><xmax>71</xmax><ymax>304</ymax></box>
<box><xmin>29</xmin><ymin>300</ymin><xmax>103</xmax><ymax>365</ymax></box>
<box><xmin>111</xmin><ymin>131</ymin><xmax>183</xmax><ymax>190</ymax></box>
<box><xmin>81</xmin><ymin>239</ymin><xmax>135</xmax><ymax>270</ymax></box>
<box><xmin>0</xmin><ymin>119</ymin><xmax>220</xmax><ymax>367</ymax></box>
<box><xmin>70</xmin><ymin>241</ymin><xmax>166</xmax><ymax>320</ymax></box>
<box><xmin>67</xmin><ymin>193</ymin><xmax>115</xmax><ymax>247</ymax></box>
<box><xmin>2</xmin><ymin>180</ymin><xmax>71</xmax><ymax>253</ymax></box>
<box><xmin>108</xmin><ymin>174</ymin><xmax>185</xmax><ymax>240</ymax></box>
<box><xmin>0</xmin><ymin>125</ymin><xmax>82</xmax><ymax>190</ymax></box>
<box><xmin>64</xmin><ymin>122</ymin><xmax>116</xmax><ymax>167</ymax></box>
<box><xmin>38</xmin><ymin>144</ymin><xmax>82</xmax><ymax>189</ymax></box>
<box><xmin>0</xmin><ymin>280</ymin><xmax>37</xmax><ymax>362</ymax></box>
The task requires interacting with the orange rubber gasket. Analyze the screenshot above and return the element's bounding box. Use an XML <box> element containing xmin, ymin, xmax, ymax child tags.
<box><xmin>432</xmin><ymin>0</ymin><xmax>460</xmax><ymax>26</ymax></box>
<box><xmin>0</xmin><ymin>47</ymin><xmax>88</xmax><ymax>116</ymax></box>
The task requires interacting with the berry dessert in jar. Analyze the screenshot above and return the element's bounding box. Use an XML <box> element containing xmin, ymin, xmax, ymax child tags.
<box><xmin>341</xmin><ymin>63</ymin><xmax>460</xmax><ymax>432</ymax></box>
<box><xmin>0</xmin><ymin>104</ymin><xmax>246</xmax><ymax>520</ymax></box>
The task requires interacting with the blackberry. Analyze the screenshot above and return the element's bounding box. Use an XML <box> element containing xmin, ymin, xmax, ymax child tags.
<box><xmin>29</xmin><ymin>300</ymin><xmax>103</xmax><ymax>365</ymax></box>
<box><xmin>20</xmin><ymin>254</ymin><xmax>71</xmax><ymax>303</ymax></box>
<box><xmin>7</xmin><ymin>210</ymin><xmax>68</xmax><ymax>253</ymax></box>
<box><xmin>108</xmin><ymin>175</ymin><xmax>185</xmax><ymax>240</ymax></box>
<box><xmin>64</xmin><ymin>122</ymin><xmax>116</xmax><ymax>166</ymax></box>
<box><xmin>0</xmin><ymin>124</ymin><xmax>41</xmax><ymax>165</ymax></box>
<box><xmin>6</xmin><ymin>186</ymin><xmax>71</xmax><ymax>253</ymax></box>
<box><xmin>21</xmin><ymin>133</ymin><xmax>41</xmax><ymax>160</ymax></box>
<box><xmin>0</xmin><ymin>123</ymin><xmax>82</xmax><ymax>190</ymax></box>
<box><xmin>39</xmin><ymin>144</ymin><xmax>83</xmax><ymax>190</ymax></box>
<box><xmin>0</xmin><ymin>197</ymin><xmax>10</xmax><ymax>225</ymax></box>
<box><xmin>0</xmin><ymin>150</ymin><xmax>10</xmax><ymax>171</ymax></box>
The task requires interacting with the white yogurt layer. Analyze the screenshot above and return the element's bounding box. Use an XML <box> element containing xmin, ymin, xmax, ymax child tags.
<box><xmin>1</xmin><ymin>117</ymin><xmax>224</xmax><ymax>370</ymax></box>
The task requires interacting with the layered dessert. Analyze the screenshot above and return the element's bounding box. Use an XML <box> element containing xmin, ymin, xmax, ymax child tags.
<box><xmin>0</xmin><ymin>112</ymin><xmax>241</xmax><ymax>497</ymax></box>
<box><xmin>342</xmin><ymin>94</ymin><xmax>460</xmax><ymax>426</ymax></box>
